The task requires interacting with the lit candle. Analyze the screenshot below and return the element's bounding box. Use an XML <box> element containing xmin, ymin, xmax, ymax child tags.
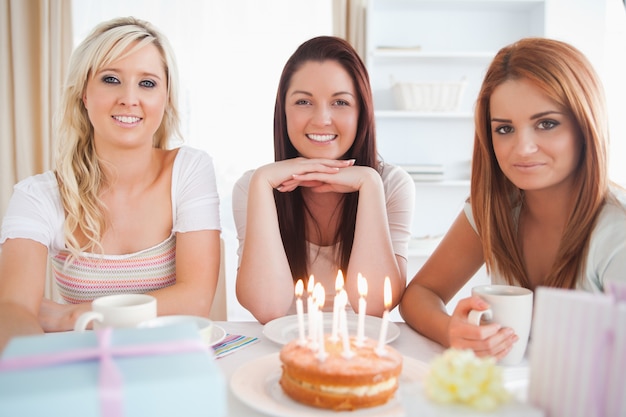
<box><xmin>330</xmin><ymin>270</ymin><xmax>344</xmax><ymax>342</ymax></box>
<box><xmin>356</xmin><ymin>273</ymin><xmax>368</xmax><ymax>346</ymax></box>
<box><xmin>315</xmin><ymin>283</ymin><xmax>328</xmax><ymax>361</ymax></box>
<box><xmin>307</xmin><ymin>275</ymin><xmax>317</xmax><ymax>349</ymax></box>
<box><xmin>295</xmin><ymin>279</ymin><xmax>306</xmax><ymax>346</ymax></box>
<box><xmin>376</xmin><ymin>277</ymin><xmax>392</xmax><ymax>356</ymax></box>
<box><xmin>336</xmin><ymin>290</ymin><xmax>353</xmax><ymax>359</ymax></box>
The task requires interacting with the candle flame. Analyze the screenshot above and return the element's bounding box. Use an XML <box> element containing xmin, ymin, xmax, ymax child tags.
<box><xmin>337</xmin><ymin>289</ymin><xmax>348</xmax><ymax>308</ymax></box>
<box><xmin>314</xmin><ymin>282</ymin><xmax>325</xmax><ymax>308</ymax></box>
<box><xmin>335</xmin><ymin>270</ymin><xmax>344</xmax><ymax>292</ymax></box>
<box><xmin>295</xmin><ymin>279</ymin><xmax>304</xmax><ymax>297</ymax></box>
<box><xmin>307</xmin><ymin>275</ymin><xmax>315</xmax><ymax>295</ymax></box>
<box><xmin>358</xmin><ymin>273</ymin><xmax>368</xmax><ymax>297</ymax></box>
<box><xmin>384</xmin><ymin>276</ymin><xmax>392</xmax><ymax>308</ymax></box>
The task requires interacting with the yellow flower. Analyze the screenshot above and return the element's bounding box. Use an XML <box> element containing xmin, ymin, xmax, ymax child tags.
<box><xmin>424</xmin><ymin>349</ymin><xmax>511</xmax><ymax>411</ymax></box>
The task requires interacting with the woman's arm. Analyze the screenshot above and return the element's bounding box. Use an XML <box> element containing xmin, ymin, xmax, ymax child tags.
<box><xmin>399</xmin><ymin>211</ymin><xmax>515</xmax><ymax>358</ymax></box>
<box><xmin>149</xmin><ymin>147</ymin><xmax>221</xmax><ymax>317</ymax></box>
<box><xmin>235</xmin><ymin>158</ymin><xmax>354</xmax><ymax>323</ymax></box>
<box><xmin>343</xmin><ymin>167</ymin><xmax>407</xmax><ymax>316</ymax></box>
<box><xmin>400</xmin><ymin>211</ymin><xmax>484</xmax><ymax>344</ymax></box>
<box><xmin>235</xmin><ymin>167</ymin><xmax>294</xmax><ymax>323</ymax></box>
<box><xmin>148</xmin><ymin>229</ymin><xmax>221</xmax><ymax>317</ymax></box>
<box><xmin>0</xmin><ymin>238</ymin><xmax>48</xmax><ymax>352</ymax></box>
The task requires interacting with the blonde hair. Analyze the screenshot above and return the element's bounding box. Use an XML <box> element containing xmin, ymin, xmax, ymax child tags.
<box><xmin>55</xmin><ymin>17</ymin><xmax>182</xmax><ymax>260</ymax></box>
<box><xmin>471</xmin><ymin>37</ymin><xmax>609</xmax><ymax>289</ymax></box>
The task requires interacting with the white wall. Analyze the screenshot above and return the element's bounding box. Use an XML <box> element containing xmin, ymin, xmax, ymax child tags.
<box><xmin>604</xmin><ymin>0</ymin><xmax>626</xmax><ymax>186</ymax></box>
<box><xmin>545</xmin><ymin>0</ymin><xmax>626</xmax><ymax>185</ymax></box>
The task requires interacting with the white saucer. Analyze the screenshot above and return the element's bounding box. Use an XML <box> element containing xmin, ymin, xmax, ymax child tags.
<box><xmin>209</xmin><ymin>324</ymin><xmax>227</xmax><ymax>346</ymax></box>
<box><xmin>138</xmin><ymin>315</ymin><xmax>226</xmax><ymax>346</ymax></box>
<box><xmin>263</xmin><ymin>312</ymin><xmax>401</xmax><ymax>345</ymax></box>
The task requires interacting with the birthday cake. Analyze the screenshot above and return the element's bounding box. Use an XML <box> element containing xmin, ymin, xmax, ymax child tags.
<box><xmin>279</xmin><ymin>336</ymin><xmax>403</xmax><ymax>411</ymax></box>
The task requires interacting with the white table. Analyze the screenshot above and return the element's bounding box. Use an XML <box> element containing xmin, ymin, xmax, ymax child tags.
<box><xmin>212</xmin><ymin>321</ymin><xmax>538</xmax><ymax>417</ymax></box>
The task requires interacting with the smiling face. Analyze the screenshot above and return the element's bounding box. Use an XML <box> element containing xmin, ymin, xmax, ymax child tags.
<box><xmin>82</xmin><ymin>42</ymin><xmax>167</xmax><ymax>152</ymax></box>
<box><xmin>489</xmin><ymin>78</ymin><xmax>582</xmax><ymax>194</ymax></box>
<box><xmin>284</xmin><ymin>60</ymin><xmax>359</xmax><ymax>160</ymax></box>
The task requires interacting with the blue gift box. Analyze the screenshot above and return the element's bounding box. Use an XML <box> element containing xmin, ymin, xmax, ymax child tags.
<box><xmin>0</xmin><ymin>324</ymin><xmax>226</xmax><ymax>417</ymax></box>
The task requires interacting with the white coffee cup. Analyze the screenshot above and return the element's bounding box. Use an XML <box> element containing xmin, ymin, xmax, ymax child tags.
<box><xmin>73</xmin><ymin>294</ymin><xmax>157</xmax><ymax>331</ymax></box>
<box><xmin>468</xmin><ymin>284</ymin><xmax>533</xmax><ymax>365</ymax></box>
<box><xmin>138</xmin><ymin>315</ymin><xmax>214</xmax><ymax>345</ymax></box>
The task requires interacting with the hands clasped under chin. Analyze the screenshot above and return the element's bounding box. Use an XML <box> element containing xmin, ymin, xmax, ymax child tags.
<box><xmin>263</xmin><ymin>157</ymin><xmax>375</xmax><ymax>193</ymax></box>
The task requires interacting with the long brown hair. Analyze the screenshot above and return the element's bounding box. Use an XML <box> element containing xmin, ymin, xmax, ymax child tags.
<box><xmin>471</xmin><ymin>37</ymin><xmax>609</xmax><ymax>289</ymax></box>
<box><xmin>273</xmin><ymin>36</ymin><xmax>379</xmax><ymax>281</ymax></box>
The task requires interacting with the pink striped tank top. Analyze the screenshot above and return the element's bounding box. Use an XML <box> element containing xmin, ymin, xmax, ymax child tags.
<box><xmin>50</xmin><ymin>234</ymin><xmax>176</xmax><ymax>304</ymax></box>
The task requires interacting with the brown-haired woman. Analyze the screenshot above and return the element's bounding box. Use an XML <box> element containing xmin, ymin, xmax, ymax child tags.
<box><xmin>233</xmin><ymin>36</ymin><xmax>415</xmax><ymax>323</ymax></box>
<box><xmin>400</xmin><ymin>37</ymin><xmax>626</xmax><ymax>360</ymax></box>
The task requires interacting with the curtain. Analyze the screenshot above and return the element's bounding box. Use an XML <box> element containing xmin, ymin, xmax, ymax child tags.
<box><xmin>332</xmin><ymin>0</ymin><xmax>367</xmax><ymax>60</ymax></box>
<box><xmin>0</xmin><ymin>0</ymin><xmax>72</xmax><ymax>217</ymax></box>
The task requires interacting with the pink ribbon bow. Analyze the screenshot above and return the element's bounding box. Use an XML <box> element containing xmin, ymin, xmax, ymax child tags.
<box><xmin>0</xmin><ymin>327</ymin><xmax>208</xmax><ymax>417</ymax></box>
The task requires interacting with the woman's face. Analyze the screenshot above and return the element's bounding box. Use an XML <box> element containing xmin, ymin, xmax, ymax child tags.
<box><xmin>285</xmin><ymin>60</ymin><xmax>359</xmax><ymax>160</ymax></box>
<box><xmin>490</xmin><ymin>78</ymin><xmax>582</xmax><ymax>194</ymax></box>
<box><xmin>82</xmin><ymin>43</ymin><xmax>167</xmax><ymax>152</ymax></box>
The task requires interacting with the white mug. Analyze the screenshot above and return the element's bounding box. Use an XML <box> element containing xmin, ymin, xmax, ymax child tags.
<box><xmin>74</xmin><ymin>294</ymin><xmax>157</xmax><ymax>331</ymax></box>
<box><xmin>468</xmin><ymin>284</ymin><xmax>533</xmax><ymax>365</ymax></box>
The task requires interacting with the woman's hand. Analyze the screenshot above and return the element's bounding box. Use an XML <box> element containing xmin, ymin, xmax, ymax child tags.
<box><xmin>276</xmin><ymin>159</ymin><xmax>377</xmax><ymax>194</ymax></box>
<box><xmin>447</xmin><ymin>295</ymin><xmax>518</xmax><ymax>360</ymax></box>
<box><xmin>257</xmin><ymin>157</ymin><xmax>355</xmax><ymax>192</ymax></box>
<box><xmin>38</xmin><ymin>298</ymin><xmax>89</xmax><ymax>332</ymax></box>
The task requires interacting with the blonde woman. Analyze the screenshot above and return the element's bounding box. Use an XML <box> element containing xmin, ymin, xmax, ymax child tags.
<box><xmin>400</xmin><ymin>38</ymin><xmax>626</xmax><ymax>359</ymax></box>
<box><xmin>0</xmin><ymin>17</ymin><xmax>221</xmax><ymax>351</ymax></box>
